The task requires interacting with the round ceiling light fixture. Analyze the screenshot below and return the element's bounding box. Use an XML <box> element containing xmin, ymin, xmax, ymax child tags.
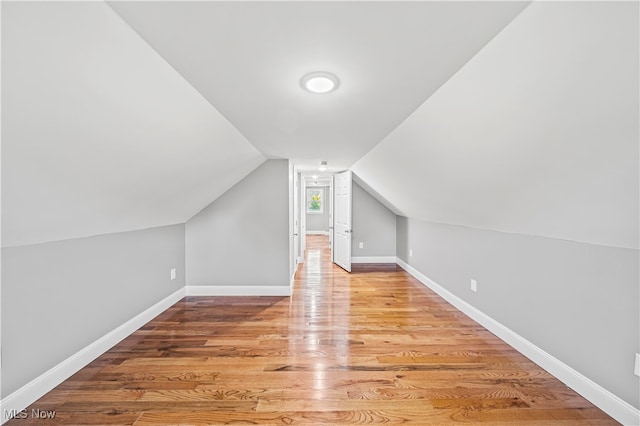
<box><xmin>301</xmin><ymin>72</ymin><xmax>339</xmax><ymax>94</ymax></box>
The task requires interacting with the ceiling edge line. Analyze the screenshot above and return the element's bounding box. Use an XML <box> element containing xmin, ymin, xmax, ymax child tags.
<box><xmin>104</xmin><ymin>0</ymin><xmax>269</xmax><ymax>158</ymax></box>
<box><xmin>351</xmin><ymin>0</ymin><xmax>535</xmax><ymax>169</ymax></box>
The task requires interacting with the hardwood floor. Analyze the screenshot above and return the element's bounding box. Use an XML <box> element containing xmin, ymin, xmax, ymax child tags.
<box><xmin>9</xmin><ymin>235</ymin><xmax>617</xmax><ymax>425</ymax></box>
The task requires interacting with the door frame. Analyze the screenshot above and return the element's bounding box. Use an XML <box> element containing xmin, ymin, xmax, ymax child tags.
<box><xmin>333</xmin><ymin>170</ymin><xmax>352</xmax><ymax>272</ymax></box>
<box><xmin>300</xmin><ymin>173</ymin><xmax>334</xmax><ymax>259</ymax></box>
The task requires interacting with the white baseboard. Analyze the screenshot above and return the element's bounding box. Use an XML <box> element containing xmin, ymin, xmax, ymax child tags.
<box><xmin>1</xmin><ymin>287</ymin><xmax>186</xmax><ymax>424</ymax></box>
<box><xmin>395</xmin><ymin>257</ymin><xmax>640</xmax><ymax>426</ymax></box>
<box><xmin>306</xmin><ymin>231</ymin><xmax>329</xmax><ymax>235</ymax></box>
<box><xmin>186</xmin><ymin>285</ymin><xmax>291</xmax><ymax>297</ymax></box>
<box><xmin>4</xmin><ymin>264</ymin><xmax>637</xmax><ymax>426</ymax></box>
<box><xmin>352</xmin><ymin>256</ymin><xmax>397</xmax><ymax>264</ymax></box>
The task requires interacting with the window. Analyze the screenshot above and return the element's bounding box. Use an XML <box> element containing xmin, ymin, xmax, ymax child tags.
<box><xmin>306</xmin><ymin>187</ymin><xmax>323</xmax><ymax>214</ymax></box>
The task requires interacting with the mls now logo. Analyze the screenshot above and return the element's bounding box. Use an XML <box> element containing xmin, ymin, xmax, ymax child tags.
<box><xmin>4</xmin><ymin>408</ymin><xmax>56</xmax><ymax>420</ymax></box>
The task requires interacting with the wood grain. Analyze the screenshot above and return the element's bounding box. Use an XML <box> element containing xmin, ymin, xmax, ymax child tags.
<box><xmin>8</xmin><ymin>235</ymin><xmax>618</xmax><ymax>425</ymax></box>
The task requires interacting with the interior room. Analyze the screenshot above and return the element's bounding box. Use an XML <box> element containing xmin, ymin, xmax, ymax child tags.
<box><xmin>1</xmin><ymin>1</ymin><xmax>638</xmax><ymax>424</ymax></box>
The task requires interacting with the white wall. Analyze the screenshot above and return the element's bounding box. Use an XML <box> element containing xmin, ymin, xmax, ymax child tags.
<box><xmin>397</xmin><ymin>217</ymin><xmax>639</xmax><ymax>411</ymax></box>
<box><xmin>2</xmin><ymin>1</ymin><xmax>264</xmax><ymax>247</ymax></box>
<box><xmin>353</xmin><ymin>0</ymin><xmax>639</xmax><ymax>414</ymax></box>
<box><xmin>1</xmin><ymin>0</ymin><xmax>266</xmax><ymax>405</ymax></box>
<box><xmin>186</xmin><ymin>160</ymin><xmax>290</xmax><ymax>288</ymax></box>
<box><xmin>353</xmin><ymin>1</ymin><xmax>638</xmax><ymax>250</ymax></box>
<box><xmin>352</xmin><ymin>182</ymin><xmax>396</xmax><ymax>259</ymax></box>
<box><xmin>2</xmin><ymin>224</ymin><xmax>185</xmax><ymax>397</ymax></box>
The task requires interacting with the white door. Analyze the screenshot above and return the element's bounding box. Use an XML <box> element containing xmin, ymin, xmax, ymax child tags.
<box><xmin>333</xmin><ymin>170</ymin><xmax>352</xmax><ymax>272</ymax></box>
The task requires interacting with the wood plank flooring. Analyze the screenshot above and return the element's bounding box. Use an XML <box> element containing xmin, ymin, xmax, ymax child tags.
<box><xmin>8</xmin><ymin>235</ymin><xmax>617</xmax><ymax>424</ymax></box>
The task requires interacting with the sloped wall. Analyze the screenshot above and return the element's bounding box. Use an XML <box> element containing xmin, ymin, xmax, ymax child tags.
<box><xmin>186</xmin><ymin>160</ymin><xmax>290</xmax><ymax>289</ymax></box>
<box><xmin>355</xmin><ymin>1</ymin><xmax>639</xmax><ymax>411</ymax></box>
<box><xmin>2</xmin><ymin>1</ymin><xmax>264</xmax><ymax>248</ymax></box>
<box><xmin>353</xmin><ymin>1</ymin><xmax>638</xmax><ymax>249</ymax></box>
<box><xmin>1</xmin><ymin>0</ymin><xmax>266</xmax><ymax>403</ymax></box>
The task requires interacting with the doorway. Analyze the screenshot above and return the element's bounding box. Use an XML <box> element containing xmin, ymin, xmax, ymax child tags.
<box><xmin>300</xmin><ymin>173</ymin><xmax>333</xmax><ymax>264</ymax></box>
<box><xmin>297</xmin><ymin>170</ymin><xmax>352</xmax><ymax>273</ymax></box>
<box><xmin>333</xmin><ymin>170</ymin><xmax>352</xmax><ymax>272</ymax></box>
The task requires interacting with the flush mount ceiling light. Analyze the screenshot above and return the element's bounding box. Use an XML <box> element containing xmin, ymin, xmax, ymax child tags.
<box><xmin>301</xmin><ymin>72</ymin><xmax>339</xmax><ymax>94</ymax></box>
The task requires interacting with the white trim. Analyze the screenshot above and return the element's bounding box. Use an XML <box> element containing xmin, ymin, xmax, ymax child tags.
<box><xmin>186</xmin><ymin>285</ymin><xmax>291</xmax><ymax>297</ymax></box>
<box><xmin>1</xmin><ymin>288</ymin><xmax>186</xmax><ymax>424</ymax></box>
<box><xmin>352</xmin><ymin>256</ymin><xmax>397</xmax><ymax>264</ymax></box>
<box><xmin>395</xmin><ymin>257</ymin><xmax>640</xmax><ymax>426</ymax></box>
<box><xmin>305</xmin><ymin>231</ymin><xmax>329</xmax><ymax>235</ymax></box>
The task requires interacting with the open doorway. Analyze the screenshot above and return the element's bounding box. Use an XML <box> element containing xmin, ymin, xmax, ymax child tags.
<box><xmin>300</xmin><ymin>173</ymin><xmax>334</xmax><ymax>263</ymax></box>
<box><xmin>297</xmin><ymin>170</ymin><xmax>352</xmax><ymax>273</ymax></box>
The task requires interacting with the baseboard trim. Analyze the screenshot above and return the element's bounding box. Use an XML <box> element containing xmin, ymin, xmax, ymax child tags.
<box><xmin>395</xmin><ymin>257</ymin><xmax>640</xmax><ymax>426</ymax></box>
<box><xmin>4</xmin><ymin>265</ymin><xmax>636</xmax><ymax>425</ymax></box>
<box><xmin>305</xmin><ymin>231</ymin><xmax>329</xmax><ymax>235</ymax></box>
<box><xmin>1</xmin><ymin>287</ymin><xmax>186</xmax><ymax>424</ymax></box>
<box><xmin>186</xmin><ymin>285</ymin><xmax>291</xmax><ymax>297</ymax></box>
<box><xmin>352</xmin><ymin>256</ymin><xmax>397</xmax><ymax>264</ymax></box>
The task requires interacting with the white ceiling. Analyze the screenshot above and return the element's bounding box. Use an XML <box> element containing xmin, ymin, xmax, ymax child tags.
<box><xmin>2</xmin><ymin>2</ymin><xmax>265</xmax><ymax>247</ymax></box>
<box><xmin>108</xmin><ymin>1</ymin><xmax>529</xmax><ymax>172</ymax></box>
<box><xmin>353</xmin><ymin>1</ymin><xmax>639</xmax><ymax>249</ymax></box>
<box><xmin>5</xmin><ymin>1</ymin><xmax>635</xmax><ymax>250</ymax></box>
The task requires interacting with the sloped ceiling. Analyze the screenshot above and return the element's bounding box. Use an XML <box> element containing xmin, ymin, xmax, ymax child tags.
<box><xmin>2</xmin><ymin>0</ymin><xmax>531</xmax><ymax>247</ymax></box>
<box><xmin>6</xmin><ymin>1</ymin><xmax>634</xmax><ymax>251</ymax></box>
<box><xmin>107</xmin><ymin>1</ymin><xmax>529</xmax><ymax>172</ymax></box>
<box><xmin>352</xmin><ymin>1</ymin><xmax>639</xmax><ymax>249</ymax></box>
<box><xmin>2</xmin><ymin>1</ymin><xmax>265</xmax><ymax>247</ymax></box>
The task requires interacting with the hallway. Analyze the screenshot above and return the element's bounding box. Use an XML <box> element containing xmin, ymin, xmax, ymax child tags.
<box><xmin>8</xmin><ymin>235</ymin><xmax>616</xmax><ymax>424</ymax></box>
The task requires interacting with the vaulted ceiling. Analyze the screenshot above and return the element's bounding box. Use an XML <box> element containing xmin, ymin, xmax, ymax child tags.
<box><xmin>353</xmin><ymin>1</ymin><xmax>639</xmax><ymax>249</ymax></box>
<box><xmin>107</xmin><ymin>1</ymin><xmax>529</xmax><ymax>172</ymax></box>
<box><xmin>2</xmin><ymin>1</ymin><xmax>637</xmax><ymax>250</ymax></box>
<box><xmin>2</xmin><ymin>1</ymin><xmax>265</xmax><ymax>246</ymax></box>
